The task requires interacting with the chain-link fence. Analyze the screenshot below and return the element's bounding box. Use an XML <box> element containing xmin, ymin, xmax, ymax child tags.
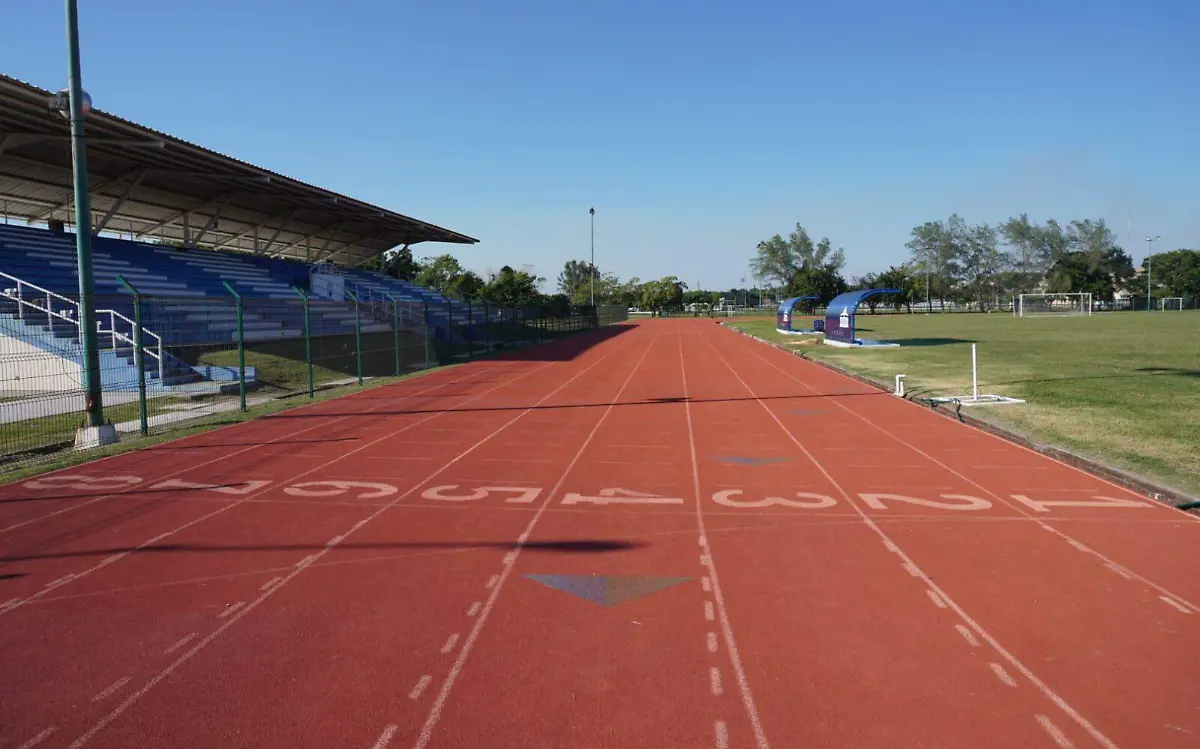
<box><xmin>0</xmin><ymin>288</ymin><xmax>627</xmax><ymax>474</ymax></box>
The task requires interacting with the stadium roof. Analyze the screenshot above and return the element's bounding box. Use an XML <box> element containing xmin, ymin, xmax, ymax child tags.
<box><xmin>0</xmin><ymin>74</ymin><xmax>477</xmax><ymax>266</ymax></box>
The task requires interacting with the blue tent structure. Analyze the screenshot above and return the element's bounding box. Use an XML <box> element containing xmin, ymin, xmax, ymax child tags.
<box><xmin>823</xmin><ymin>289</ymin><xmax>901</xmax><ymax>347</ymax></box>
<box><xmin>776</xmin><ymin>296</ymin><xmax>820</xmax><ymax>334</ymax></box>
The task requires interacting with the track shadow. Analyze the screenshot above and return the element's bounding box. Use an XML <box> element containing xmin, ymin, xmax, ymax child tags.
<box><xmin>0</xmin><ymin>572</ymin><xmax>26</xmax><ymax>580</ymax></box>
<box><xmin>1136</xmin><ymin>367</ymin><xmax>1200</xmax><ymax>378</ymax></box>
<box><xmin>259</xmin><ymin>390</ymin><xmax>884</xmax><ymax>421</ymax></box>
<box><xmin>992</xmin><ymin>367</ymin><xmax>1200</xmax><ymax>386</ymax></box>
<box><xmin>891</xmin><ymin>337</ymin><xmax>974</xmax><ymax>347</ymax></box>
<box><xmin>459</xmin><ymin>323</ymin><xmax>635</xmax><ymax>363</ymax></box>
<box><xmin>0</xmin><ymin>539</ymin><xmax>642</xmax><ymax>563</ymax></box>
<box><xmin>143</xmin><ymin>437</ymin><xmax>360</xmax><ymax>452</ymax></box>
<box><xmin>0</xmin><ymin>483</ymin><xmax>253</xmax><ymax>504</ymax></box>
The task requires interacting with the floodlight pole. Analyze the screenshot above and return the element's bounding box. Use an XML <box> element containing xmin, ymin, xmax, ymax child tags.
<box><xmin>65</xmin><ymin>0</ymin><xmax>104</xmax><ymax>427</ymax></box>
<box><xmin>589</xmin><ymin>207</ymin><xmax>595</xmax><ymax>307</ymax></box>
<box><xmin>1145</xmin><ymin>235</ymin><xmax>1160</xmax><ymax>311</ymax></box>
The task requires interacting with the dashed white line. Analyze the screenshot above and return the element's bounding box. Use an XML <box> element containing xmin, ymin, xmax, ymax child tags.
<box><xmin>92</xmin><ymin>677</ymin><xmax>131</xmax><ymax>702</ymax></box>
<box><xmin>989</xmin><ymin>663</ymin><xmax>1018</xmax><ymax>687</ymax></box>
<box><xmin>260</xmin><ymin>576</ymin><xmax>282</xmax><ymax>591</ymax></box>
<box><xmin>440</xmin><ymin>633</ymin><xmax>460</xmax><ymax>654</ymax></box>
<box><xmin>925</xmin><ymin>590</ymin><xmax>947</xmax><ymax>609</ymax></box>
<box><xmin>409</xmin><ymin>674</ymin><xmax>433</xmax><ymax>700</ymax></box>
<box><xmin>701</xmin><ymin>576</ymin><xmax>712</xmax><ymax>592</ymax></box>
<box><xmin>707</xmin><ymin>632</ymin><xmax>718</xmax><ymax>653</ymax></box>
<box><xmin>216</xmin><ymin>602</ymin><xmax>245</xmax><ymax>619</ymax></box>
<box><xmin>704</xmin><ymin>601</ymin><xmax>715</xmax><ymax>621</ymax></box>
<box><xmin>709</xmin><ymin>666</ymin><xmax>724</xmax><ymax>696</ymax></box>
<box><xmin>467</xmin><ymin>601</ymin><xmax>482</xmax><ymax>617</ymax></box>
<box><xmin>1105</xmin><ymin>563</ymin><xmax>1134</xmax><ymax>580</ymax></box>
<box><xmin>1035</xmin><ymin>714</ymin><xmax>1076</xmax><ymax>747</ymax></box>
<box><xmin>16</xmin><ymin>727</ymin><xmax>56</xmax><ymax>749</ymax></box>
<box><xmin>714</xmin><ymin>720</ymin><xmax>729</xmax><ymax>749</ymax></box>
<box><xmin>163</xmin><ymin>632</ymin><xmax>197</xmax><ymax>655</ymax></box>
<box><xmin>485</xmin><ymin>574</ymin><xmax>499</xmax><ymax>589</ymax></box>
<box><xmin>902</xmin><ymin>562</ymin><xmax>921</xmax><ymax>577</ymax></box>
<box><xmin>955</xmin><ymin>624</ymin><xmax>981</xmax><ymax>647</ymax></box>
<box><xmin>1160</xmin><ymin>596</ymin><xmax>1192</xmax><ymax>614</ymax></box>
<box><xmin>371</xmin><ymin>724</ymin><xmax>398</xmax><ymax>749</ymax></box>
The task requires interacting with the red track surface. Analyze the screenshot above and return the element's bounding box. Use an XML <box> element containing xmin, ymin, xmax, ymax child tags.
<box><xmin>1</xmin><ymin>319</ymin><xmax>1196</xmax><ymax>749</ymax></box>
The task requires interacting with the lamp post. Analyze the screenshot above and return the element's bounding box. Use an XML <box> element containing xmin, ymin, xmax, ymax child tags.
<box><xmin>1145</xmin><ymin>235</ymin><xmax>1160</xmax><ymax>311</ymax></box>
<box><xmin>589</xmin><ymin>207</ymin><xmax>595</xmax><ymax>307</ymax></box>
<box><xmin>60</xmin><ymin>0</ymin><xmax>110</xmax><ymax>443</ymax></box>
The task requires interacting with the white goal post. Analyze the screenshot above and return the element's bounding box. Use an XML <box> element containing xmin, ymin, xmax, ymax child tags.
<box><xmin>1160</xmin><ymin>297</ymin><xmax>1185</xmax><ymax>311</ymax></box>
<box><xmin>1016</xmin><ymin>293</ymin><xmax>1093</xmax><ymax>317</ymax></box>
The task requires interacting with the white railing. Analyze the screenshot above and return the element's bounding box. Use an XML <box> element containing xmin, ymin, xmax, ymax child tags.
<box><xmin>0</xmin><ymin>271</ymin><xmax>165</xmax><ymax>379</ymax></box>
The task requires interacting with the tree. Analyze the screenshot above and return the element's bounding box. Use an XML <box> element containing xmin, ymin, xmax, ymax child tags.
<box><xmin>639</xmin><ymin>276</ymin><xmax>686</xmax><ymax>316</ymax></box>
<box><xmin>383</xmin><ymin>245</ymin><xmax>421</xmax><ymax>281</ymax></box>
<box><xmin>999</xmin><ymin>214</ymin><xmax>1040</xmax><ymax>290</ymax></box>
<box><xmin>482</xmin><ymin>265</ymin><xmax>543</xmax><ymax>307</ymax></box>
<box><xmin>415</xmin><ymin>254</ymin><xmax>465</xmax><ymax>294</ymax></box>
<box><xmin>447</xmin><ymin>269</ymin><xmax>485</xmax><ymax>300</ymax></box>
<box><xmin>956</xmin><ymin>222</ymin><xmax>1010</xmax><ymax>309</ymax></box>
<box><xmin>1143</xmin><ymin>249</ymin><xmax>1200</xmax><ymax>300</ymax></box>
<box><xmin>1044</xmin><ymin>248</ymin><xmax>1134</xmax><ymax>301</ymax></box>
<box><xmin>874</xmin><ymin>265</ymin><xmax>922</xmax><ymax>312</ymax></box>
<box><xmin>905</xmin><ymin>220</ymin><xmax>959</xmax><ymax>310</ymax></box>
<box><xmin>557</xmin><ymin>260</ymin><xmax>598</xmax><ymax>304</ymax></box>
<box><xmin>750</xmin><ymin>223</ymin><xmax>846</xmax><ymax>290</ymax></box>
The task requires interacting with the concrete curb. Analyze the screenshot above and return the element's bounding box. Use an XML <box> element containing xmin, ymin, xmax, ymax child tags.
<box><xmin>720</xmin><ymin>322</ymin><xmax>1199</xmax><ymax>515</ymax></box>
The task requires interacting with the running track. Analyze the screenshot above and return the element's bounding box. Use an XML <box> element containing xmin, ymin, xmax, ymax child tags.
<box><xmin>1</xmin><ymin>319</ymin><xmax>1196</xmax><ymax>749</ymax></box>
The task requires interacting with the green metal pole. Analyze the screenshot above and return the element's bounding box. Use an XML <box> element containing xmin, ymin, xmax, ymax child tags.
<box><xmin>116</xmin><ymin>275</ymin><xmax>147</xmax><ymax>436</ymax></box>
<box><xmin>392</xmin><ymin>298</ymin><xmax>401</xmax><ymax>376</ymax></box>
<box><xmin>349</xmin><ymin>290</ymin><xmax>363</xmax><ymax>386</ymax></box>
<box><xmin>292</xmin><ymin>287</ymin><xmax>313</xmax><ymax>398</ymax></box>
<box><xmin>65</xmin><ymin>0</ymin><xmax>104</xmax><ymax>427</ymax></box>
<box><xmin>483</xmin><ymin>301</ymin><xmax>491</xmax><ymax>353</ymax></box>
<box><xmin>223</xmin><ymin>281</ymin><xmax>246</xmax><ymax>411</ymax></box>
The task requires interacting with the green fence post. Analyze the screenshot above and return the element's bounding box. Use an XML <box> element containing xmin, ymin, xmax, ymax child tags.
<box><xmin>222</xmin><ymin>282</ymin><xmax>246</xmax><ymax>412</ymax></box>
<box><xmin>116</xmin><ymin>275</ymin><xmax>148</xmax><ymax>436</ymax></box>
<box><xmin>292</xmin><ymin>287</ymin><xmax>314</xmax><ymax>398</ymax></box>
<box><xmin>423</xmin><ymin>300</ymin><xmax>432</xmax><ymax>369</ymax></box>
<box><xmin>392</xmin><ymin>297</ymin><xmax>402</xmax><ymax>376</ymax></box>
<box><xmin>347</xmin><ymin>290</ymin><xmax>363</xmax><ymax>386</ymax></box>
<box><xmin>446</xmin><ymin>299</ymin><xmax>454</xmax><ymax>357</ymax></box>
<box><xmin>483</xmin><ymin>301</ymin><xmax>491</xmax><ymax>353</ymax></box>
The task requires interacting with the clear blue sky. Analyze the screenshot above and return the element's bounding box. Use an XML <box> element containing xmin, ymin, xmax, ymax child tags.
<box><xmin>5</xmin><ymin>0</ymin><xmax>1198</xmax><ymax>289</ymax></box>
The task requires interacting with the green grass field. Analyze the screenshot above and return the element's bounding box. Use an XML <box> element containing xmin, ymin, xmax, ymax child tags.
<box><xmin>727</xmin><ymin>312</ymin><xmax>1200</xmax><ymax>498</ymax></box>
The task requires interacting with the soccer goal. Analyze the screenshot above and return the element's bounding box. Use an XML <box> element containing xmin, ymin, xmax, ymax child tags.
<box><xmin>1016</xmin><ymin>293</ymin><xmax>1093</xmax><ymax>317</ymax></box>
<box><xmin>1160</xmin><ymin>297</ymin><xmax>1186</xmax><ymax>311</ymax></box>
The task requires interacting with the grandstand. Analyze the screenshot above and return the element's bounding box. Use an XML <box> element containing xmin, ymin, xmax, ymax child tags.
<box><xmin>0</xmin><ymin>73</ymin><xmax>488</xmax><ymax>397</ymax></box>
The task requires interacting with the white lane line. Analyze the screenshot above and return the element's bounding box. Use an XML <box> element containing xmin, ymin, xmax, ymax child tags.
<box><xmin>1035</xmin><ymin>714</ymin><xmax>1076</xmax><ymax>747</ymax></box>
<box><xmin>216</xmin><ymin>602</ymin><xmax>244</xmax><ymax>619</ymax></box>
<box><xmin>0</xmin><ymin>597</ymin><xmax>20</xmax><ymax>612</ymax></box>
<box><xmin>295</xmin><ymin>554</ymin><xmax>316</xmax><ymax>569</ymax></box>
<box><xmin>16</xmin><ymin>727</ymin><xmax>56</xmax><ymax>749</ymax></box>
<box><xmin>92</xmin><ymin>677</ymin><xmax>131</xmax><ymax>702</ymax></box>
<box><xmin>440</xmin><ymin>633</ymin><xmax>460</xmax><ymax>654</ymax></box>
<box><xmin>925</xmin><ymin>589</ymin><xmax>947</xmax><ymax>609</ymax></box>
<box><xmin>371</xmin><ymin>724</ymin><xmax>399</xmax><ymax>749</ymax></box>
<box><xmin>707</xmin><ymin>632</ymin><xmax>719</xmax><ymax>653</ymax></box>
<box><xmin>699</xmin><ymin>535</ymin><xmax>708</xmax><ymax>547</ymax></box>
<box><xmin>163</xmin><ymin>632</ymin><xmax>197</xmax><ymax>655</ymax></box>
<box><xmin>517</xmin><ymin>532</ymin><xmax>529</xmax><ymax>543</ymax></box>
<box><xmin>411</xmin><ymin>334</ymin><xmax>658</xmax><ymax>749</ymax></box>
<box><xmin>714</xmin><ymin>720</ymin><xmax>729</xmax><ymax>749</ymax></box>
<box><xmin>955</xmin><ymin>624</ymin><xmax>981</xmax><ymax>648</ymax></box>
<box><xmin>710</xmin><ymin>336</ymin><xmax>1122</xmax><ymax>749</ymax></box>
<box><xmin>485</xmin><ymin>574</ymin><xmax>499</xmax><ymax>589</ymax></box>
<box><xmin>701</xmin><ymin>576</ymin><xmax>712</xmax><ymax>592</ymax></box>
<box><xmin>467</xmin><ymin>601</ymin><xmax>482</xmax><ymax>617</ymax></box>
<box><xmin>704</xmin><ymin>601</ymin><xmax>715</xmax><ymax>621</ymax></box>
<box><xmin>1160</xmin><ymin>596</ymin><xmax>1192</xmax><ymax>614</ymax></box>
<box><xmin>502</xmin><ymin>551</ymin><xmax>517</xmax><ymax>565</ymax></box>
<box><xmin>64</xmin><ymin>351</ymin><xmax>617</xmax><ymax>749</ymax></box>
<box><xmin>709</xmin><ymin>666</ymin><xmax>724</xmax><ymax>696</ymax></box>
<box><xmin>883</xmin><ymin>540</ymin><xmax>900</xmax><ymax>553</ymax></box>
<box><xmin>902</xmin><ymin>562</ymin><xmax>921</xmax><ymax>577</ymax></box>
<box><xmin>700</xmin><ymin>554</ymin><xmax>712</xmax><ymax>566</ymax></box>
<box><xmin>1105</xmin><ymin>563</ymin><xmax>1134</xmax><ymax>580</ymax></box>
<box><xmin>989</xmin><ymin>663</ymin><xmax>1018</xmax><ymax>687</ymax></box>
<box><xmin>260</xmin><ymin>576</ymin><xmax>282</xmax><ymax>591</ymax></box>
<box><xmin>326</xmin><ymin>535</ymin><xmax>344</xmax><ymax>547</ymax></box>
<box><xmin>1066</xmin><ymin>539</ymin><xmax>1089</xmax><ymax>552</ymax></box>
<box><xmin>46</xmin><ymin>574</ymin><xmax>75</xmax><ymax>588</ymax></box>
<box><xmin>679</xmin><ymin>332</ymin><xmax>770</xmax><ymax>749</ymax></box>
<box><xmin>408</xmin><ymin>675</ymin><xmax>433</xmax><ymax>700</ymax></box>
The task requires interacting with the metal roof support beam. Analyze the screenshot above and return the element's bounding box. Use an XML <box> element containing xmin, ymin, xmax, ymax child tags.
<box><xmin>186</xmin><ymin>193</ymin><xmax>235</xmax><ymax>247</ymax></box>
<box><xmin>268</xmin><ymin>221</ymin><xmax>352</xmax><ymax>260</ymax></box>
<box><xmin>30</xmin><ymin>167</ymin><xmax>144</xmax><ymax>221</ymax></box>
<box><xmin>213</xmin><ymin>208</ymin><xmax>297</xmax><ymax>251</ymax></box>
<box><xmin>255</xmin><ymin>219</ymin><xmax>293</xmax><ymax>256</ymax></box>
<box><xmin>133</xmin><ymin>193</ymin><xmax>233</xmax><ymax>239</ymax></box>
<box><xmin>93</xmin><ymin>170</ymin><xmax>147</xmax><ymax>233</ymax></box>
